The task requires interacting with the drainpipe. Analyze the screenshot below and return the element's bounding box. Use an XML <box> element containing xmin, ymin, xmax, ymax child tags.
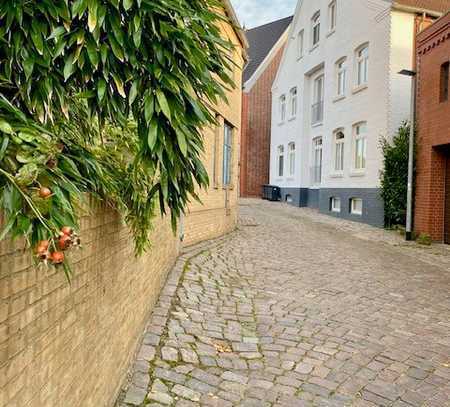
<box><xmin>399</xmin><ymin>69</ymin><xmax>417</xmax><ymax>241</ymax></box>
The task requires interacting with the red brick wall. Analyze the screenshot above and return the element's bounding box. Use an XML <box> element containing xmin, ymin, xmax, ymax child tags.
<box><xmin>240</xmin><ymin>45</ymin><xmax>285</xmax><ymax>197</ymax></box>
<box><xmin>414</xmin><ymin>13</ymin><xmax>450</xmax><ymax>241</ymax></box>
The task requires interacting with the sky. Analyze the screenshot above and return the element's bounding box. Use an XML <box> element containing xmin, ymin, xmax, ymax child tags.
<box><xmin>230</xmin><ymin>0</ymin><xmax>297</xmax><ymax>29</ymax></box>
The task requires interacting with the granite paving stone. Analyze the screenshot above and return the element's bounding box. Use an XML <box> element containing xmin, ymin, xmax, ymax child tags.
<box><xmin>116</xmin><ymin>200</ymin><xmax>450</xmax><ymax>406</ymax></box>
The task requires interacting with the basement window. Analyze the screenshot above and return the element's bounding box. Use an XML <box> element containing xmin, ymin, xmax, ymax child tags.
<box><xmin>350</xmin><ymin>198</ymin><xmax>363</xmax><ymax>215</ymax></box>
<box><xmin>330</xmin><ymin>197</ymin><xmax>341</xmax><ymax>212</ymax></box>
<box><xmin>440</xmin><ymin>61</ymin><xmax>449</xmax><ymax>103</ymax></box>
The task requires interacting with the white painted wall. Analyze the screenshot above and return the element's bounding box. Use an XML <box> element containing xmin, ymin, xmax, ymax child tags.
<box><xmin>270</xmin><ymin>0</ymin><xmax>414</xmax><ymax>192</ymax></box>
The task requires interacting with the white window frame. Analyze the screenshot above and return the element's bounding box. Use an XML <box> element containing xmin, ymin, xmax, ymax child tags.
<box><xmin>336</xmin><ymin>57</ymin><xmax>346</xmax><ymax>97</ymax></box>
<box><xmin>279</xmin><ymin>94</ymin><xmax>286</xmax><ymax>122</ymax></box>
<box><xmin>353</xmin><ymin>122</ymin><xmax>367</xmax><ymax>171</ymax></box>
<box><xmin>289</xmin><ymin>87</ymin><xmax>298</xmax><ymax>118</ymax></box>
<box><xmin>333</xmin><ymin>130</ymin><xmax>345</xmax><ymax>173</ymax></box>
<box><xmin>328</xmin><ymin>0</ymin><xmax>337</xmax><ymax>32</ymax></box>
<box><xmin>222</xmin><ymin>122</ymin><xmax>233</xmax><ymax>186</ymax></box>
<box><xmin>312</xmin><ymin>75</ymin><xmax>324</xmax><ymax>125</ymax></box>
<box><xmin>312</xmin><ymin>137</ymin><xmax>323</xmax><ymax>184</ymax></box>
<box><xmin>350</xmin><ymin>198</ymin><xmax>363</xmax><ymax>215</ymax></box>
<box><xmin>356</xmin><ymin>44</ymin><xmax>369</xmax><ymax>87</ymax></box>
<box><xmin>311</xmin><ymin>11</ymin><xmax>320</xmax><ymax>48</ymax></box>
<box><xmin>331</xmin><ymin>197</ymin><xmax>341</xmax><ymax>213</ymax></box>
<box><xmin>288</xmin><ymin>142</ymin><xmax>296</xmax><ymax>176</ymax></box>
<box><xmin>297</xmin><ymin>30</ymin><xmax>304</xmax><ymax>59</ymax></box>
<box><xmin>277</xmin><ymin>145</ymin><xmax>284</xmax><ymax>177</ymax></box>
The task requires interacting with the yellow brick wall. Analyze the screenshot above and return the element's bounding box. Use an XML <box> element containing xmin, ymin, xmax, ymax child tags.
<box><xmin>0</xmin><ymin>5</ymin><xmax>245</xmax><ymax>407</ymax></box>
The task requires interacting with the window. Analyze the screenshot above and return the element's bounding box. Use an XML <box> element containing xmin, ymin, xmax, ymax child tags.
<box><xmin>312</xmin><ymin>137</ymin><xmax>322</xmax><ymax>184</ymax></box>
<box><xmin>288</xmin><ymin>142</ymin><xmax>296</xmax><ymax>176</ymax></box>
<box><xmin>277</xmin><ymin>145</ymin><xmax>284</xmax><ymax>177</ymax></box>
<box><xmin>330</xmin><ymin>197</ymin><xmax>341</xmax><ymax>212</ymax></box>
<box><xmin>222</xmin><ymin>122</ymin><xmax>233</xmax><ymax>186</ymax></box>
<box><xmin>290</xmin><ymin>87</ymin><xmax>298</xmax><ymax>118</ymax></box>
<box><xmin>311</xmin><ymin>12</ymin><xmax>320</xmax><ymax>47</ymax></box>
<box><xmin>312</xmin><ymin>75</ymin><xmax>324</xmax><ymax>125</ymax></box>
<box><xmin>280</xmin><ymin>95</ymin><xmax>286</xmax><ymax>122</ymax></box>
<box><xmin>336</xmin><ymin>58</ymin><xmax>346</xmax><ymax>96</ymax></box>
<box><xmin>328</xmin><ymin>1</ymin><xmax>337</xmax><ymax>32</ymax></box>
<box><xmin>350</xmin><ymin>198</ymin><xmax>363</xmax><ymax>215</ymax></box>
<box><xmin>297</xmin><ymin>30</ymin><xmax>304</xmax><ymax>59</ymax></box>
<box><xmin>353</xmin><ymin>122</ymin><xmax>367</xmax><ymax>170</ymax></box>
<box><xmin>440</xmin><ymin>61</ymin><xmax>449</xmax><ymax>102</ymax></box>
<box><xmin>356</xmin><ymin>44</ymin><xmax>369</xmax><ymax>86</ymax></box>
<box><xmin>334</xmin><ymin>130</ymin><xmax>345</xmax><ymax>172</ymax></box>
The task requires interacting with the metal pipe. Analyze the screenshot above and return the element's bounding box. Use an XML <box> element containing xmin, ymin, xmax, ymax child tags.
<box><xmin>406</xmin><ymin>75</ymin><xmax>416</xmax><ymax>241</ymax></box>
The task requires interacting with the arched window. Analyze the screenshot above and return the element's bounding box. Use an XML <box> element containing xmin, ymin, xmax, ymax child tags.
<box><xmin>288</xmin><ymin>142</ymin><xmax>296</xmax><ymax>176</ymax></box>
<box><xmin>353</xmin><ymin>122</ymin><xmax>367</xmax><ymax>170</ymax></box>
<box><xmin>356</xmin><ymin>43</ymin><xmax>369</xmax><ymax>86</ymax></box>
<box><xmin>334</xmin><ymin>130</ymin><xmax>345</xmax><ymax>172</ymax></box>
<box><xmin>289</xmin><ymin>87</ymin><xmax>298</xmax><ymax>118</ymax></box>
<box><xmin>311</xmin><ymin>11</ymin><xmax>320</xmax><ymax>47</ymax></box>
<box><xmin>279</xmin><ymin>94</ymin><xmax>286</xmax><ymax>122</ymax></box>
<box><xmin>336</xmin><ymin>57</ymin><xmax>346</xmax><ymax>97</ymax></box>
<box><xmin>312</xmin><ymin>137</ymin><xmax>322</xmax><ymax>184</ymax></box>
<box><xmin>277</xmin><ymin>145</ymin><xmax>284</xmax><ymax>177</ymax></box>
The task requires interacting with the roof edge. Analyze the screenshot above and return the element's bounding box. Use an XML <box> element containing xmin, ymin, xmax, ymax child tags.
<box><xmin>392</xmin><ymin>2</ymin><xmax>445</xmax><ymax>18</ymax></box>
<box><xmin>222</xmin><ymin>0</ymin><xmax>249</xmax><ymax>55</ymax></box>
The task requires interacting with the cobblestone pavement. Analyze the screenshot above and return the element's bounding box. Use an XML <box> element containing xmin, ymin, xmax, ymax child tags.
<box><xmin>118</xmin><ymin>200</ymin><xmax>450</xmax><ymax>407</ymax></box>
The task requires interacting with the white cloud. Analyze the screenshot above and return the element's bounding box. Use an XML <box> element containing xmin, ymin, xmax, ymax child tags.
<box><xmin>230</xmin><ymin>0</ymin><xmax>297</xmax><ymax>29</ymax></box>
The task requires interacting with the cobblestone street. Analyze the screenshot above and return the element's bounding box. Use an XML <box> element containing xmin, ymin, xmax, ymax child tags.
<box><xmin>119</xmin><ymin>200</ymin><xmax>450</xmax><ymax>407</ymax></box>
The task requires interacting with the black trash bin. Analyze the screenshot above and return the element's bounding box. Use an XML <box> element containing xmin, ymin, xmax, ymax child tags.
<box><xmin>262</xmin><ymin>185</ymin><xmax>281</xmax><ymax>201</ymax></box>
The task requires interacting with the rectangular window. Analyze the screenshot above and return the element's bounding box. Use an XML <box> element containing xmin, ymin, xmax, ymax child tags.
<box><xmin>353</xmin><ymin>122</ymin><xmax>367</xmax><ymax>170</ymax></box>
<box><xmin>288</xmin><ymin>142</ymin><xmax>296</xmax><ymax>176</ymax></box>
<box><xmin>356</xmin><ymin>45</ymin><xmax>369</xmax><ymax>86</ymax></box>
<box><xmin>440</xmin><ymin>61</ymin><xmax>449</xmax><ymax>102</ymax></box>
<box><xmin>312</xmin><ymin>75</ymin><xmax>324</xmax><ymax>125</ymax></box>
<box><xmin>280</xmin><ymin>95</ymin><xmax>286</xmax><ymax>122</ymax></box>
<box><xmin>350</xmin><ymin>198</ymin><xmax>363</xmax><ymax>215</ymax></box>
<box><xmin>312</xmin><ymin>12</ymin><xmax>320</xmax><ymax>47</ymax></box>
<box><xmin>290</xmin><ymin>87</ymin><xmax>298</xmax><ymax>118</ymax></box>
<box><xmin>328</xmin><ymin>1</ymin><xmax>337</xmax><ymax>32</ymax></box>
<box><xmin>222</xmin><ymin>122</ymin><xmax>233</xmax><ymax>186</ymax></box>
<box><xmin>297</xmin><ymin>30</ymin><xmax>304</xmax><ymax>59</ymax></box>
<box><xmin>330</xmin><ymin>197</ymin><xmax>341</xmax><ymax>212</ymax></box>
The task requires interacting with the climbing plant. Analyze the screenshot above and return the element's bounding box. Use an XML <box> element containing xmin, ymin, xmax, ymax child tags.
<box><xmin>0</xmin><ymin>0</ymin><xmax>236</xmax><ymax>271</ymax></box>
<box><xmin>380</xmin><ymin>122</ymin><xmax>414</xmax><ymax>228</ymax></box>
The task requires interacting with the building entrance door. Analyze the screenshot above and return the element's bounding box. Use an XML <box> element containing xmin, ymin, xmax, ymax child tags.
<box><xmin>445</xmin><ymin>154</ymin><xmax>450</xmax><ymax>244</ymax></box>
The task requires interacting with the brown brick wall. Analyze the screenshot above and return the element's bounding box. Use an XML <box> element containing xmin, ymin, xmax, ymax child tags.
<box><xmin>240</xmin><ymin>44</ymin><xmax>285</xmax><ymax>197</ymax></box>
<box><xmin>414</xmin><ymin>13</ymin><xmax>450</xmax><ymax>241</ymax></box>
<box><xmin>0</xmin><ymin>7</ymin><xmax>245</xmax><ymax>407</ymax></box>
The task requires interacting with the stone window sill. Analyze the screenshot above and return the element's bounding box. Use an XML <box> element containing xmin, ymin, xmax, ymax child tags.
<box><xmin>349</xmin><ymin>170</ymin><xmax>366</xmax><ymax>177</ymax></box>
<box><xmin>352</xmin><ymin>84</ymin><xmax>368</xmax><ymax>95</ymax></box>
<box><xmin>333</xmin><ymin>95</ymin><xmax>346</xmax><ymax>103</ymax></box>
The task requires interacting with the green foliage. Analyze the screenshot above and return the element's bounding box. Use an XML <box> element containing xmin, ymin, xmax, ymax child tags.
<box><xmin>380</xmin><ymin>122</ymin><xmax>414</xmax><ymax>228</ymax></box>
<box><xmin>416</xmin><ymin>233</ymin><xmax>432</xmax><ymax>246</ymax></box>
<box><xmin>0</xmin><ymin>0</ymin><xmax>236</xmax><ymax>268</ymax></box>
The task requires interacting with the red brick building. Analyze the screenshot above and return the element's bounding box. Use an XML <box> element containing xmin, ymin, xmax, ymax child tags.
<box><xmin>415</xmin><ymin>11</ymin><xmax>450</xmax><ymax>243</ymax></box>
<box><xmin>240</xmin><ymin>17</ymin><xmax>292</xmax><ymax>197</ymax></box>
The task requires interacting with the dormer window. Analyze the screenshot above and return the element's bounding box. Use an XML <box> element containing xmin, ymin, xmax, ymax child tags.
<box><xmin>311</xmin><ymin>12</ymin><xmax>320</xmax><ymax>48</ymax></box>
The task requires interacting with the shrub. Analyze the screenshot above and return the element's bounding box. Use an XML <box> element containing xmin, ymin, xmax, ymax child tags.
<box><xmin>416</xmin><ymin>233</ymin><xmax>432</xmax><ymax>246</ymax></box>
<box><xmin>380</xmin><ymin>122</ymin><xmax>414</xmax><ymax>228</ymax></box>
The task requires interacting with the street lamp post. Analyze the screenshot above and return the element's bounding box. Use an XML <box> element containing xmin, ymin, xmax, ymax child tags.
<box><xmin>398</xmin><ymin>69</ymin><xmax>416</xmax><ymax>241</ymax></box>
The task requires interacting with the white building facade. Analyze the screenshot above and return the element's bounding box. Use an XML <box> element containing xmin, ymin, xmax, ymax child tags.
<box><xmin>270</xmin><ymin>0</ymin><xmax>440</xmax><ymax>227</ymax></box>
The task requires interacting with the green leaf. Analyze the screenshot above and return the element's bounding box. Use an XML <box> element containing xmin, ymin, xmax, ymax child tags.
<box><xmin>176</xmin><ymin>129</ymin><xmax>187</xmax><ymax>157</ymax></box>
<box><xmin>86</xmin><ymin>39</ymin><xmax>99</xmax><ymax>68</ymax></box>
<box><xmin>0</xmin><ymin>215</ymin><xmax>16</xmax><ymax>241</ymax></box>
<box><xmin>129</xmin><ymin>80</ymin><xmax>138</xmax><ymax>105</ymax></box>
<box><xmin>0</xmin><ymin>119</ymin><xmax>14</xmax><ymax>135</ymax></box>
<box><xmin>123</xmin><ymin>0</ymin><xmax>133</xmax><ymax>10</ymax></box>
<box><xmin>31</xmin><ymin>29</ymin><xmax>44</xmax><ymax>55</ymax></box>
<box><xmin>97</xmin><ymin>78</ymin><xmax>107</xmax><ymax>101</ymax></box>
<box><xmin>156</xmin><ymin>90</ymin><xmax>171</xmax><ymax>121</ymax></box>
<box><xmin>0</xmin><ymin>136</ymin><xmax>9</xmax><ymax>160</ymax></box>
<box><xmin>63</xmin><ymin>53</ymin><xmax>75</xmax><ymax>81</ymax></box>
<box><xmin>147</xmin><ymin>120</ymin><xmax>158</xmax><ymax>150</ymax></box>
<box><xmin>23</xmin><ymin>56</ymin><xmax>35</xmax><ymax>80</ymax></box>
<box><xmin>48</xmin><ymin>26</ymin><xmax>66</xmax><ymax>40</ymax></box>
